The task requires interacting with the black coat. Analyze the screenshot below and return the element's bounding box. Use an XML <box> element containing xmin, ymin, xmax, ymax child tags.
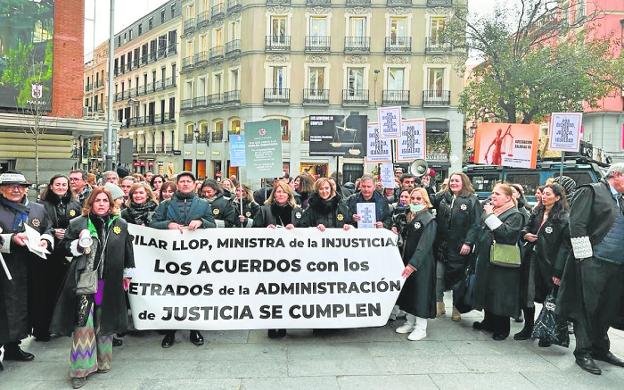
<box><xmin>557</xmin><ymin>181</ymin><xmax>623</xmax><ymax>322</ymax></box>
<box><xmin>120</xmin><ymin>200</ymin><xmax>158</xmax><ymax>226</ymax></box>
<box><xmin>299</xmin><ymin>193</ymin><xmax>350</xmax><ymax>228</ymax></box>
<box><xmin>0</xmin><ymin>198</ymin><xmax>54</xmax><ymax>344</ymax></box>
<box><xmin>150</xmin><ymin>192</ymin><xmax>216</xmax><ymax>229</ymax></box>
<box><xmin>207</xmin><ymin>194</ymin><xmax>238</xmax><ymax>228</ymax></box>
<box><xmin>433</xmin><ymin>191</ymin><xmax>482</xmax><ymax>288</ymax></box>
<box><xmin>231</xmin><ymin>198</ymin><xmax>260</xmax><ymax>227</ymax></box>
<box><xmin>472</xmin><ymin>208</ymin><xmax>524</xmax><ymax>317</ymax></box>
<box><xmin>346</xmin><ymin>191</ymin><xmax>392</xmax><ymax>229</ymax></box>
<box><xmin>50</xmin><ymin>215</ymin><xmax>135</xmax><ymax>336</ymax></box>
<box><xmin>520</xmin><ymin>208</ymin><xmax>570</xmax><ymax>303</ymax></box>
<box><xmin>252</xmin><ymin>203</ymin><xmax>304</xmax><ymax>228</ymax></box>
<box><xmin>396</xmin><ymin>211</ymin><xmax>437</xmax><ymax>319</ymax></box>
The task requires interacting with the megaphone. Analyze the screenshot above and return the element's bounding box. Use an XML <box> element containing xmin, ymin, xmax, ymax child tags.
<box><xmin>409</xmin><ymin>159</ymin><xmax>429</xmax><ymax>177</ymax></box>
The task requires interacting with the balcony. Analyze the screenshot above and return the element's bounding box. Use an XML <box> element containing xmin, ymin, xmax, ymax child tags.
<box><xmin>425</xmin><ymin>37</ymin><xmax>452</xmax><ymax>53</ymax></box>
<box><xmin>149</xmin><ymin>51</ymin><xmax>157</xmax><ymax>62</ymax></box>
<box><xmin>305</xmin><ymin>36</ymin><xmax>330</xmax><ymax>52</ymax></box>
<box><xmin>303</xmin><ymin>89</ymin><xmax>329</xmax><ymax>105</ymax></box>
<box><xmin>184</xmin><ymin>18</ymin><xmax>196</xmax><ymax>35</ymax></box>
<box><xmin>383</xmin><ymin>90</ymin><xmax>410</xmax><ymax>106</ymax></box>
<box><xmin>181</xmin><ymin>98</ymin><xmax>194</xmax><ymax>111</ymax></box>
<box><xmin>194</xmin><ymin>96</ymin><xmax>209</xmax><ymax>109</ymax></box>
<box><xmin>346</xmin><ymin>0</ymin><xmax>370</xmax><ymax>5</ymax></box>
<box><xmin>157</xmin><ymin>48</ymin><xmax>167</xmax><ymax>59</ymax></box>
<box><xmin>184</xmin><ymin>133</ymin><xmax>194</xmax><ymax>143</ymax></box>
<box><xmin>265</xmin><ymin>36</ymin><xmax>291</xmax><ymax>51</ymax></box>
<box><xmin>163</xmin><ymin>77</ymin><xmax>176</xmax><ymax>89</ymax></box>
<box><xmin>306</xmin><ymin>0</ymin><xmax>331</xmax><ymax>5</ymax></box>
<box><xmin>168</xmin><ymin>45</ymin><xmax>177</xmax><ymax>56</ymax></box>
<box><xmin>141</xmin><ymin>55</ymin><xmax>148</xmax><ymax>66</ymax></box>
<box><xmin>85</xmin><ymin>84</ymin><xmax>92</xmax><ymax>92</ymax></box>
<box><xmin>342</xmin><ymin>89</ymin><xmax>369</xmax><ymax>105</ymax></box>
<box><xmin>210</xmin><ymin>93</ymin><xmax>225</xmax><ymax>106</ymax></box>
<box><xmin>96</xmin><ymin>81</ymin><xmax>104</xmax><ymax>90</ymax></box>
<box><xmin>225</xmin><ymin>39</ymin><xmax>240</xmax><ymax>56</ymax></box>
<box><xmin>267</xmin><ymin>0</ymin><xmax>290</xmax><ymax>4</ymax></box>
<box><xmin>422</xmin><ymin>90</ymin><xmax>451</xmax><ymax>106</ymax></box>
<box><xmin>209</xmin><ymin>46</ymin><xmax>224</xmax><ymax>60</ymax></box>
<box><xmin>385</xmin><ymin>36</ymin><xmax>411</xmax><ymax>53</ymax></box>
<box><xmin>227</xmin><ymin>0</ymin><xmax>241</xmax><ymax>14</ymax></box>
<box><xmin>427</xmin><ymin>0</ymin><xmax>452</xmax><ymax>6</ymax></box>
<box><xmin>182</xmin><ymin>56</ymin><xmax>193</xmax><ymax>70</ymax></box>
<box><xmin>194</xmin><ymin>51</ymin><xmax>209</xmax><ymax>68</ymax></box>
<box><xmin>264</xmin><ymin>88</ymin><xmax>290</xmax><ymax>104</ymax></box>
<box><xmin>212</xmin><ymin>131</ymin><xmax>224</xmax><ymax>143</ymax></box>
<box><xmin>197</xmin><ymin>11</ymin><xmax>209</xmax><ymax>29</ymax></box>
<box><xmin>211</xmin><ymin>3</ymin><xmax>225</xmax><ymax>20</ymax></box>
<box><xmin>387</xmin><ymin>0</ymin><xmax>411</xmax><ymax>4</ymax></box>
<box><xmin>224</xmin><ymin>90</ymin><xmax>240</xmax><ymax>104</ymax></box>
<box><xmin>344</xmin><ymin>36</ymin><xmax>370</xmax><ymax>52</ymax></box>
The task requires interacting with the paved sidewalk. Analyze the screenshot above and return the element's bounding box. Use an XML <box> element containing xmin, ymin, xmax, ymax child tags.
<box><xmin>2</xmin><ymin>294</ymin><xmax>624</xmax><ymax>390</ymax></box>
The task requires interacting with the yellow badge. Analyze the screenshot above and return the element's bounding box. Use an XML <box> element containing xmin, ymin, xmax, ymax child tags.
<box><xmin>31</xmin><ymin>218</ymin><xmax>40</xmax><ymax>227</ymax></box>
<box><xmin>113</xmin><ymin>226</ymin><xmax>122</xmax><ymax>235</ymax></box>
<box><xmin>213</xmin><ymin>208</ymin><xmax>220</xmax><ymax>215</ymax></box>
<box><xmin>245</xmin><ymin>211</ymin><xmax>252</xmax><ymax>217</ymax></box>
<box><xmin>337</xmin><ymin>214</ymin><xmax>344</xmax><ymax>221</ymax></box>
<box><xmin>69</xmin><ymin>210</ymin><xmax>76</xmax><ymax>217</ymax></box>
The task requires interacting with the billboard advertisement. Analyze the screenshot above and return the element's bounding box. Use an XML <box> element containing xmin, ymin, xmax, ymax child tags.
<box><xmin>309</xmin><ymin>114</ymin><xmax>367</xmax><ymax>157</ymax></box>
<box><xmin>0</xmin><ymin>0</ymin><xmax>54</xmax><ymax>110</ymax></box>
<box><xmin>473</xmin><ymin>123</ymin><xmax>539</xmax><ymax>169</ymax></box>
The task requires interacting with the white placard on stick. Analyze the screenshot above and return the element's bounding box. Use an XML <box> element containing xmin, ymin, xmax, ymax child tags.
<box><xmin>378</xmin><ymin>106</ymin><xmax>402</xmax><ymax>139</ymax></box>
<box><xmin>126</xmin><ymin>225</ymin><xmax>403</xmax><ymax>330</ymax></box>
<box><xmin>366</xmin><ymin>122</ymin><xmax>392</xmax><ymax>162</ymax></box>
<box><xmin>548</xmin><ymin>113</ymin><xmax>583</xmax><ymax>152</ymax></box>
<box><xmin>380</xmin><ymin>162</ymin><xmax>395</xmax><ymax>189</ymax></box>
<box><xmin>397</xmin><ymin>119</ymin><xmax>426</xmax><ymax>162</ymax></box>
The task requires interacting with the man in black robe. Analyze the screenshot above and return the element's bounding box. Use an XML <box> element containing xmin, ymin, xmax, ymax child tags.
<box><xmin>558</xmin><ymin>163</ymin><xmax>624</xmax><ymax>375</ymax></box>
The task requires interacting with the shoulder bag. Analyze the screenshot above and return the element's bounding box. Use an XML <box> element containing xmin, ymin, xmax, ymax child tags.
<box><xmin>490</xmin><ymin>240</ymin><xmax>521</xmax><ymax>268</ymax></box>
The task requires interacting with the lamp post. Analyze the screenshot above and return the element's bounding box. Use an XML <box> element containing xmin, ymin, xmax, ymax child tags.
<box><xmin>373</xmin><ymin>69</ymin><xmax>380</xmax><ymax>107</ymax></box>
<box><xmin>192</xmin><ymin>122</ymin><xmax>200</xmax><ymax>177</ymax></box>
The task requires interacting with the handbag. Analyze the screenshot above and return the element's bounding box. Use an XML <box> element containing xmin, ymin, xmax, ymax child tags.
<box><xmin>489</xmin><ymin>240</ymin><xmax>521</xmax><ymax>268</ymax></box>
<box><xmin>75</xmin><ymin>240</ymin><xmax>100</xmax><ymax>296</ymax></box>
<box><xmin>531</xmin><ymin>290</ymin><xmax>570</xmax><ymax>347</ymax></box>
<box><xmin>453</xmin><ymin>268</ymin><xmax>476</xmax><ymax>314</ymax></box>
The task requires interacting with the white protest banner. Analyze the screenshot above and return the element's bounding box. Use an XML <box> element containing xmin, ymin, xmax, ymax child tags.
<box><xmin>379</xmin><ymin>162</ymin><xmax>395</xmax><ymax>189</ymax></box>
<box><xmin>366</xmin><ymin>122</ymin><xmax>392</xmax><ymax>162</ymax></box>
<box><xmin>378</xmin><ymin>106</ymin><xmax>401</xmax><ymax>139</ymax></box>
<box><xmin>127</xmin><ymin>225</ymin><xmax>403</xmax><ymax>330</ymax></box>
<box><xmin>397</xmin><ymin>119</ymin><xmax>426</xmax><ymax>162</ymax></box>
<box><xmin>548</xmin><ymin>112</ymin><xmax>583</xmax><ymax>152</ymax></box>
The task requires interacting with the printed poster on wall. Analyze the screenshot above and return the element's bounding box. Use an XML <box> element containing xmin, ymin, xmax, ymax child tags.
<box><xmin>229</xmin><ymin>135</ymin><xmax>246</xmax><ymax>167</ymax></box>
<box><xmin>473</xmin><ymin>123</ymin><xmax>539</xmax><ymax>169</ymax></box>
<box><xmin>244</xmin><ymin>120</ymin><xmax>283</xmax><ymax>179</ymax></box>
<box><xmin>377</xmin><ymin>106</ymin><xmax>402</xmax><ymax>139</ymax></box>
<box><xmin>366</xmin><ymin>122</ymin><xmax>392</xmax><ymax>162</ymax></box>
<box><xmin>548</xmin><ymin>113</ymin><xmax>583</xmax><ymax>152</ymax></box>
<box><xmin>126</xmin><ymin>225</ymin><xmax>404</xmax><ymax>330</ymax></box>
<box><xmin>396</xmin><ymin>119</ymin><xmax>426</xmax><ymax>162</ymax></box>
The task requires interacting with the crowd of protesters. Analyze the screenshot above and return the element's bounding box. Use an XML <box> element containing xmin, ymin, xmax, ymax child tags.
<box><xmin>1</xmin><ymin>162</ymin><xmax>624</xmax><ymax>388</ymax></box>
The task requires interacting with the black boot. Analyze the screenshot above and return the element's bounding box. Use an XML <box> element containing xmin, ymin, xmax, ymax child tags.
<box><xmin>267</xmin><ymin>329</ymin><xmax>286</xmax><ymax>339</ymax></box>
<box><xmin>190</xmin><ymin>330</ymin><xmax>204</xmax><ymax>346</ymax></box>
<box><xmin>4</xmin><ymin>343</ymin><xmax>35</xmax><ymax>361</ymax></box>
<box><xmin>161</xmin><ymin>331</ymin><xmax>175</xmax><ymax>348</ymax></box>
<box><xmin>513</xmin><ymin>307</ymin><xmax>535</xmax><ymax>340</ymax></box>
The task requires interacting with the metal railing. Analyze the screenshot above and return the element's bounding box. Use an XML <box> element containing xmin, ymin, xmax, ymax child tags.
<box><xmin>267</xmin><ymin>0</ymin><xmax>290</xmax><ymax>5</ymax></box>
<box><xmin>306</xmin><ymin>0</ymin><xmax>331</xmax><ymax>5</ymax></box>
<box><xmin>344</xmin><ymin>36</ymin><xmax>370</xmax><ymax>52</ymax></box>
<box><xmin>184</xmin><ymin>18</ymin><xmax>196</xmax><ymax>35</ymax></box>
<box><xmin>346</xmin><ymin>0</ymin><xmax>370</xmax><ymax>5</ymax></box>
<box><xmin>305</xmin><ymin>36</ymin><xmax>330</xmax><ymax>52</ymax></box>
<box><xmin>209</xmin><ymin>46</ymin><xmax>224</xmax><ymax>60</ymax></box>
<box><xmin>385</xmin><ymin>36</ymin><xmax>411</xmax><ymax>53</ymax></box>
<box><xmin>425</xmin><ymin>37</ymin><xmax>452</xmax><ymax>53</ymax></box>
<box><xmin>197</xmin><ymin>11</ymin><xmax>209</xmax><ymax>28</ymax></box>
<box><xmin>225</xmin><ymin>39</ymin><xmax>240</xmax><ymax>55</ymax></box>
<box><xmin>224</xmin><ymin>90</ymin><xmax>240</xmax><ymax>103</ymax></box>
<box><xmin>211</xmin><ymin>3</ymin><xmax>225</xmax><ymax>19</ymax></box>
<box><xmin>342</xmin><ymin>89</ymin><xmax>369</xmax><ymax>105</ymax></box>
<box><xmin>427</xmin><ymin>0</ymin><xmax>452</xmax><ymax>6</ymax></box>
<box><xmin>194</xmin><ymin>51</ymin><xmax>209</xmax><ymax>68</ymax></box>
<box><xmin>382</xmin><ymin>90</ymin><xmax>410</xmax><ymax>105</ymax></box>
<box><xmin>181</xmin><ymin>98</ymin><xmax>194</xmax><ymax>111</ymax></box>
<box><xmin>182</xmin><ymin>56</ymin><xmax>193</xmax><ymax>70</ymax></box>
<box><xmin>227</xmin><ymin>0</ymin><xmax>241</xmax><ymax>13</ymax></box>
<box><xmin>387</xmin><ymin>0</ymin><xmax>411</xmax><ymax>5</ymax></box>
<box><xmin>264</xmin><ymin>88</ymin><xmax>290</xmax><ymax>104</ymax></box>
<box><xmin>265</xmin><ymin>36</ymin><xmax>291</xmax><ymax>51</ymax></box>
<box><xmin>208</xmin><ymin>93</ymin><xmax>224</xmax><ymax>105</ymax></box>
<box><xmin>422</xmin><ymin>90</ymin><xmax>451</xmax><ymax>106</ymax></box>
<box><xmin>303</xmin><ymin>89</ymin><xmax>329</xmax><ymax>104</ymax></box>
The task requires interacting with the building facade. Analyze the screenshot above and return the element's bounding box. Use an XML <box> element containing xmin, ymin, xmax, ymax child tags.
<box><xmin>178</xmin><ymin>0</ymin><xmax>466</xmax><ymax>183</ymax></box>
<box><xmin>108</xmin><ymin>0</ymin><xmax>183</xmax><ymax>176</ymax></box>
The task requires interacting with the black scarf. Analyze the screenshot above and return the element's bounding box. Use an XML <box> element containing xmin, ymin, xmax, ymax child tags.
<box><xmin>0</xmin><ymin>194</ymin><xmax>30</xmax><ymax>232</ymax></box>
<box><xmin>46</xmin><ymin>191</ymin><xmax>74</xmax><ymax>228</ymax></box>
<box><xmin>125</xmin><ymin>200</ymin><xmax>158</xmax><ymax>225</ymax></box>
<box><xmin>308</xmin><ymin>192</ymin><xmax>340</xmax><ymax>215</ymax></box>
<box><xmin>270</xmin><ymin>203</ymin><xmax>293</xmax><ymax>226</ymax></box>
<box><xmin>89</xmin><ymin>212</ymin><xmax>111</xmax><ymax>240</ymax></box>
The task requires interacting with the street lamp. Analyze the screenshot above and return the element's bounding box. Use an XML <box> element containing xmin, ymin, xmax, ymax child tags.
<box><xmin>192</xmin><ymin>122</ymin><xmax>200</xmax><ymax>177</ymax></box>
<box><xmin>373</xmin><ymin>69</ymin><xmax>380</xmax><ymax>107</ymax></box>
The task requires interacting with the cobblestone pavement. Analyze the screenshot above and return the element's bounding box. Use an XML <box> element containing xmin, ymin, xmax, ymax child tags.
<box><xmin>2</xmin><ymin>294</ymin><xmax>623</xmax><ymax>390</ymax></box>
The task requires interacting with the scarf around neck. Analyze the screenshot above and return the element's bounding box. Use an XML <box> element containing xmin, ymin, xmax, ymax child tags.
<box><xmin>0</xmin><ymin>194</ymin><xmax>30</xmax><ymax>231</ymax></box>
<box><xmin>493</xmin><ymin>201</ymin><xmax>516</xmax><ymax>216</ymax></box>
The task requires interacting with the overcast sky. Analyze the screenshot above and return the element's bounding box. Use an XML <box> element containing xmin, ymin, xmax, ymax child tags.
<box><xmin>84</xmin><ymin>0</ymin><xmax>502</xmax><ymax>59</ymax></box>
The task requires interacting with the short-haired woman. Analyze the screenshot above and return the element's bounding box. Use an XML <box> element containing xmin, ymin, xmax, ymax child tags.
<box><xmin>51</xmin><ymin>187</ymin><xmax>135</xmax><ymax>388</ymax></box>
<box><xmin>121</xmin><ymin>182</ymin><xmax>158</xmax><ymax>226</ymax></box>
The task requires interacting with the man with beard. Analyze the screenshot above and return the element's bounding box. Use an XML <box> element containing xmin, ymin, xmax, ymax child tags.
<box><xmin>0</xmin><ymin>171</ymin><xmax>54</xmax><ymax>370</ymax></box>
<box><xmin>557</xmin><ymin>163</ymin><xmax>624</xmax><ymax>375</ymax></box>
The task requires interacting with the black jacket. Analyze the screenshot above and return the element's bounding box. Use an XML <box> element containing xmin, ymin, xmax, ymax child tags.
<box><xmin>433</xmin><ymin>191</ymin><xmax>482</xmax><ymax>263</ymax></box>
<box><xmin>206</xmin><ymin>194</ymin><xmax>238</xmax><ymax>228</ymax></box>
<box><xmin>252</xmin><ymin>203</ymin><xmax>304</xmax><ymax>228</ymax></box>
<box><xmin>150</xmin><ymin>192</ymin><xmax>216</xmax><ymax>229</ymax></box>
<box><xmin>50</xmin><ymin>215</ymin><xmax>135</xmax><ymax>337</ymax></box>
<box><xmin>38</xmin><ymin>192</ymin><xmax>82</xmax><ymax>253</ymax></box>
<box><xmin>300</xmin><ymin>193</ymin><xmax>350</xmax><ymax>228</ymax></box>
<box><xmin>346</xmin><ymin>191</ymin><xmax>392</xmax><ymax>229</ymax></box>
<box><xmin>232</xmin><ymin>198</ymin><xmax>260</xmax><ymax>227</ymax></box>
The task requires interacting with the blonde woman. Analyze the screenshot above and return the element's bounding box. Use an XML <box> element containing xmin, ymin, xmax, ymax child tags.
<box><xmin>393</xmin><ymin>188</ymin><xmax>437</xmax><ymax>341</ymax></box>
<box><xmin>121</xmin><ymin>182</ymin><xmax>158</xmax><ymax>226</ymax></box>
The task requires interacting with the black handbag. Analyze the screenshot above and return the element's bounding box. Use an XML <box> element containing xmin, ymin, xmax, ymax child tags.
<box><xmin>453</xmin><ymin>263</ymin><xmax>476</xmax><ymax>314</ymax></box>
<box><xmin>531</xmin><ymin>290</ymin><xmax>570</xmax><ymax>347</ymax></box>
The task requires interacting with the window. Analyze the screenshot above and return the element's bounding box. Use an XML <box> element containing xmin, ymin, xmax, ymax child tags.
<box><xmin>576</xmin><ymin>0</ymin><xmax>585</xmax><ymax>20</ymax></box>
<box><xmin>171</xmin><ymin>63</ymin><xmax>177</xmax><ymax>85</ymax></box>
<box><xmin>309</xmin><ymin>16</ymin><xmax>328</xmax><ymax>42</ymax></box>
<box><xmin>230</xmin><ymin>68</ymin><xmax>239</xmax><ymax>91</ymax></box>
<box><xmin>169</xmin><ymin>97</ymin><xmax>175</xmax><ymax>120</ymax></box>
<box><xmin>214</xmin><ymin>27</ymin><xmax>223</xmax><ymax>47</ymax></box>
<box><xmin>308</xmin><ymin>67</ymin><xmax>325</xmax><ymax>91</ymax></box>
<box><xmin>302</xmin><ymin>118</ymin><xmax>309</xmax><ymax>141</ymax></box>
<box><xmin>229</xmin><ymin>19</ymin><xmax>240</xmax><ymax>40</ymax></box>
<box><xmin>427</xmin><ymin>68</ymin><xmax>445</xmax><ymax>93</ymax></box>
<box><xmin>389</xmin><ymin>17</ymin><xmax>408</xmax><ymax>44</ymax></box>
<box><xmin>138</xmin><ymin>24</ymin><xmax>142</xmax><ymax>35</ymax></box>
<box><xmin>429</xmin><ymin>17</ymin><xmax>446</xmax><ymax>46</ymax></box>
<box><xmin>386</xmin><ymin>68</ymin><xmax>405</xmax><ymax>91</ymax></box>
<box><xmin>270</xmin><ymin>16</ymin><xmax>287</xmax><ymax>44</ymax></box>
<box><xmin>213</xmin><ymin>73</ymin><xmax>223</xmax><ymax>94</ymax></box>
<box><xmin>161</xmin><ymin>9</ymin><xmax>166</xmax><ymax>23</ymax></box>
<box><xmin>230</xmin><ymin>119</ymin><xmax>241</xmax><ymax>135</ymax></box>
<box><xmin>199</xmin><ymin>34</ymin><xmax>208</xmax><ymax>52</ymax></box>
<box><xmin>148</xmin><ymin>17</ymin><xmax>153</xmax><ymax>30</ymax></box>
<box><xmin>269</xmin><ymin>66</ymin><xmax>286</xmax><ymax>91</ymax></box>
<box><xmin>349</xmin><ymin>17</ymin><xmax>366</xmax><ymax>37</ymax></box>
<box><xmin>347</xmin><ymin>67</ymin><xmax>365</xmax><ymax>93</ymax></box>
<box><xmin>171</xmin><ymin>3</ymin><xmax>176</xmax><ymax>18</ymax></box>
<box><xmin>198</xmin><ymin>77</ymin><xmax>206</xmax><ymax>97</ymax></box>
<box><xmin>129</xmin><ymin>30</ymin><xmax>133</xmax><ymax>41</ymax></box>
<box><xmin>213</xmin><ymin>120</ymin><xmax>224</xmax><ymax>143</ymax></box>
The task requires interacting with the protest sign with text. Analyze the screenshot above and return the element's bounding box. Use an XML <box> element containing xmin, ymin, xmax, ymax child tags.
<box><xmin>548</xmin><ymin>113</ymin><xmax>582</xmax><ymax>152</ymax></box>
<box><xmin>244</xmin><ymin>120</ymin><xmax>283</xmax><ymax>179</ymax></box>
<box><xmin>377</xmin><ymin>106</ymin><xmax>401</xmax><ymax>139</ymax></box>
<box><xmin>127</xmin><ymin>225</ymin><xmax>404</xmax><ymax>330</ymax></box>
<box><xmin>366</xmin><ymin>122</ymin><xmax>392</xmax><ymax>162</ymax></box>
<box><xmin>396</xmin><ymin>119</ymin><xmax>426</xmax><ymax>162</ymax></box>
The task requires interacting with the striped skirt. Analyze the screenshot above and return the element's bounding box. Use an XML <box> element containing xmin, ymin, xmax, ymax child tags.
<box><xmin>69</xmin><ymin>304</ymin><xmax>113</xmax><ymax>378</ymax></box>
